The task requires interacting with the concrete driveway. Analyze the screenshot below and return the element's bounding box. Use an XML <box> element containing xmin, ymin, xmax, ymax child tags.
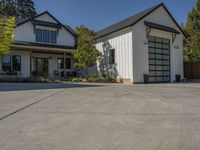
<box><xmin>0</xmin><ymin>83</ymin><xmax>200</xmax><ymax>150</ymax></box>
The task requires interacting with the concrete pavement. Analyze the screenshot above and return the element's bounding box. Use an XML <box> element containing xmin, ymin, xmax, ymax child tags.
<box><xmin>0</xmin><ymin>83</ymin><xmax>200</xmax><ymax>150</ymax></box>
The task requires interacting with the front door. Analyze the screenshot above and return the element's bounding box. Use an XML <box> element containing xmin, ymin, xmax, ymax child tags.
<box><xmin>32</xmin><ymin>58</ymin><xmax>49</xmax><ymax>76</ymax></box>
<box><xmin>148</xmin><ymin>36</ymin><xmax>170</xmax><ymax>83</ymax></box>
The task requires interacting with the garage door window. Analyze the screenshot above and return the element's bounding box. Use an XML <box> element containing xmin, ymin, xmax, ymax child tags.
<box><xmin>148</xmin><ymin>36</ymin><xmax>170</xmax><ymax>83</ymax></box>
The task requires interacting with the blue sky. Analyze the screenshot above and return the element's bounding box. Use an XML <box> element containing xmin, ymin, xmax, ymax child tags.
<box><xmin>33</xmin><ymin>0</ymin><xmax>196</xmax><ymax>31</ymax></box>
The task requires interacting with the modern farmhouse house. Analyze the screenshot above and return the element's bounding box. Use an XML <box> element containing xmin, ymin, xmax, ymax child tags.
<box><xmin>0</xmin><ymin>11</ymin><xmax>77</xmax><ymax>78</ymax></box>
<box><xmin>96</xmin><ymin>3</ymin><xmax>185</xmax><ymax>83</ymax></box>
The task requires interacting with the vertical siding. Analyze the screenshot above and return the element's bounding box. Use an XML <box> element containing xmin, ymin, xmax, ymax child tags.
<box><xmin>96</xmin><ymin>28</ymin><xmax>133</xmax><ymax>82</ymax></box>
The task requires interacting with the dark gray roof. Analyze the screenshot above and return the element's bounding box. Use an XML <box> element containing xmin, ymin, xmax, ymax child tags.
<box><xmin>144</xmin><ymin>21</ymin><xmax>180</xmax><ymax>34</ymax></box>
<box><xmin>96</xmin><ymin>3</ymin><xmax>184</xmax><ymax>39</ymax></box>
<box><xmin>16</xmin><ymin>18</ymin><xmax>27</xmax><ymax>25</ymax></box>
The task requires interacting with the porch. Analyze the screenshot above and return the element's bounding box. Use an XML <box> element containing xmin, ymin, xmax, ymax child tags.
<box><xmin>0</xmin><ymin>43</ymin><xmax>77</xmax><ymax>79</ymax></box>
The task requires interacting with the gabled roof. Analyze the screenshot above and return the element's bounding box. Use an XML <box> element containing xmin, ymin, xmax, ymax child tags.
<box><xmin>96</xmin><ymin>3</ymin><xmax>185</xmax><ymax>39</ymax></box>
<box><xmin>16</xmin><ymin>11</ymin><xmax>76</xmax><ymax>37</ymax></box>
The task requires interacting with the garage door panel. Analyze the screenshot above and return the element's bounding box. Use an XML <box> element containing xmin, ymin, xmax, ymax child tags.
<box><xmin>148</xmin><ymin>36</ymin><xmax>170</xmax><ymax>83</ymax></box>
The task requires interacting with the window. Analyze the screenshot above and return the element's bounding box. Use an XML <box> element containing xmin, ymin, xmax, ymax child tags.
<box><xmin>43</xmin><ymin>30</ymin><xmax>49</xmax><ymax>43</ymax></box>
<box><xmin>109</xmin><ymin>49</ymin><xmax>115</xmax><ymax>64</ymax></box>
<box><xmin>66</xmin><ymin>58</ymin><xmax>71</xmax><ymax>69</ymax></box>
<box><xmin>2</xmin><ymin>55</ymin><xmax>21</xmax><ymax>72</ymax></box>
<box><xmin>50</xmin><ymin>31</ymin><xmax>57</xmax><ymax>43</ymax></box>
<box><xmin>35</xmin><ymin>29</ymin><xmax>57</xmax><ymax>44</ymax></box>
<box><xmin>36</xmin><ymin>29</ymin><xmax>42</xmax><ymax>42</ymax></box>
<box><xmin>57</xmin><ymin>58</ymin><xmax>64</xmax><ymax>69</ymax></box>
<box><xmin>57</xmin><ymin>58</ymin><xmax>71</xmax><ymax>69</ymax></box>
<box><xmin>2</xmin><ymin>56</ymin><xmax>11</xmax><ymax>71</ymax></box>
<box><xmin>12</xmin><ymin>55</ymin><xmax>21</xmax><ymax>71</ymax></box>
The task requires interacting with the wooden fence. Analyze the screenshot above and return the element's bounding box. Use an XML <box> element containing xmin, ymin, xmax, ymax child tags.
<box><xmin>184</xmin><ymin>63</ymin><xmax>200</xmax><ymax>79</ymax></box>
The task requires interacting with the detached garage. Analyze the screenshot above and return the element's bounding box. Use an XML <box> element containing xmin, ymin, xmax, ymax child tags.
<box><xmin>96</xmin><ymin>3</ymin><xmax>185</xmax><ymax>84</ymax></box>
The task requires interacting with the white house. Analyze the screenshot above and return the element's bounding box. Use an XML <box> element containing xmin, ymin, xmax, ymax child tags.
<box><xmin>96</xmin><ymin>3</ymin><xmax>185</xmax><ymax>83</ymax></box>
<box><xmin>0</xmin><ymin>11</ymin><xmax>77</xmax><ymax>78</ymax></box>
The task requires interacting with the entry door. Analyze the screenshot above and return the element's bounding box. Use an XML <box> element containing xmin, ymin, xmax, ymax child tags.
<box><xmin>32</xmin><ymin>58</ymin><xmax>48</xmax><ymax>76</ymax></box>
<box><xmin>148</xmin><ymin>36</ymin><xmax>170</xmax><ymax>82</ymax></box>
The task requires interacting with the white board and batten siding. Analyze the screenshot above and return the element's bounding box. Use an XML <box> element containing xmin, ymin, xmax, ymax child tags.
<box><xmin>14</xmin><ymin>13</ymin><xmax>76</xmax><ymax>47</ymax></box>
<box><xmin>96</xmin><ymin>28</ymin><xmax>134</xmax><ymax>82</ymax></box>
<box><xmin>132</xmin><ymin>5</ymin><xmax>184</xmax><ymax>83</ymax></box>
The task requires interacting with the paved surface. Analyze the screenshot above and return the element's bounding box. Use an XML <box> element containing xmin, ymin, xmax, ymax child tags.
<box><xmin>0</xmin><ymin>83</ymin><xmax>200</xmax><ymax>150</ymax></box>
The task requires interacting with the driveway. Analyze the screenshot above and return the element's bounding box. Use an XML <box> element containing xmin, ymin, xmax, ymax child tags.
<box><xmin>0</xmin><ymin>83</ymin><xmax>200</xmax><ymax>150</ymax></box>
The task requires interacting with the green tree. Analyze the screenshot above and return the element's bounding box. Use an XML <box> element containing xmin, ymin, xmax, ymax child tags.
<box><xmin>184</xmin><ymin>0</ymin><xmax>200</xmax><ymax>62</ymax></box>
<box><xmin>0</xmin><ymin>0</ymin><xmax>37</xmax><ymax>19</ymax></box>
<box><xmin>0</xmin><ymin>17</ymin><xmax>16</xmax><ymax>56</ymax></box>
<box><xmin>73</xmin><ymin>25</ymin><xmax>101</xmax><ymax>78</ymax></box>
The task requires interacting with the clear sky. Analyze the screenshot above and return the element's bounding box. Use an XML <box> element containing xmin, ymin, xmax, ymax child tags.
<box><xmin>33</xmin><ymin>0</ymin><xmax>196</xmax><ymax>31</ymax></box>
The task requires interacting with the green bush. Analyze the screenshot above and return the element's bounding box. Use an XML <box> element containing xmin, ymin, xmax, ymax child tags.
<box><xmin>0</xmin><ymin>76</ymin><xmax>49</xmax><ymax>83</ymax></box>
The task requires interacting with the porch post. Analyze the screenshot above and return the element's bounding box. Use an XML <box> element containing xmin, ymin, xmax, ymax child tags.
<box><xmin>30</xmin><ymin>51</ymin><xmax>32</xmax><ymax>77</ymax></box>
<box><xmin>64</xmin><ymin>52</ymin><xmax>66</xmax><ymax>78</ymax></box>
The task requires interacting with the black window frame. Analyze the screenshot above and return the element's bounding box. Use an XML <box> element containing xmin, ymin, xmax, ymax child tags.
<box><xmin>57</xmin><ymin>58</ymin><xmax>71</xmax><ymax>70</ymax></box>
<box><xmin>50</xmin><ymin>31</ymin><xmax>57</xmax><ymax>44</ymax></box>
<box><xmin>43</xmin><ymin>30</ymin><xmax>50</xmax><ymax>43</ymax></box>
<box><xmin>109</xmin><ymin>49</ymin><xmax>115</xmax><ymax>65</ymax></box>
<box><xmin>2</xmin><ymin>55</ymin><xmax>21</xmax><ymax>72</ymax></box>
<box><xmin>35</xmin><ymin>29</ymin><xmax>43</xmax><ymax>42</ymax></box>
<box><xmin>12</xmin><ymin>55</ymin><xmax>21</xmax><ymax>71</ymax></box>
<box><xmin>57</xmin><ymin>58</ymin><xmax>64</xmax><ymax>69</ymax></box>
<box><xmin>2</xmin><ymin>55</ymin><xmax>11</xmax><ymax>72</ymax></box>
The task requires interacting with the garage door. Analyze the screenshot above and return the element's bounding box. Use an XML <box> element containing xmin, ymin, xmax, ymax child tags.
<box><xmin>148</xmin><ymin>36</ymin><xmax>170</xmax><ymax>83</ymax></box>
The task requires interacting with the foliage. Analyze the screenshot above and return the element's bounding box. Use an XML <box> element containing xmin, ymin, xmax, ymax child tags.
<box><xmin>0</xmin><ymin>17</ymin><xmax>15</xmax><ymax>56</ymax></box>
<box><xmin>73</xmin><ymin>25</ymin><xmax>102</xmax><ymax>77</ymax></box>
<box><xmin>183</xmin><ymin>0</ymin><xmax>200</xmax><ymax>62</ymax></box>
<box><xmin>0</xmin><ymin>0</ymin><xmax>37</xmax><ymax>18</ymax></box>
<box><xmin>0</xmin><ymin>76</ymin><xmax>50</xmax><ymax>83</ymax></box>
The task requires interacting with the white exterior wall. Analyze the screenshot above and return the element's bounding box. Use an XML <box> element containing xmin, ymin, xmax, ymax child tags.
<box><xmin>132</xmin><ymin>6</ymin><xmax>184</xmax><ymax>83</ymax></box>
<box><xmin>14</xmin><ymin>13</ymin><xmax>76</xmax><ymax>47</ymax></box>
<box><xmin>96</xmin><ymin>28</ymin><xmax>133</xmax><ymax>82</ymax></box>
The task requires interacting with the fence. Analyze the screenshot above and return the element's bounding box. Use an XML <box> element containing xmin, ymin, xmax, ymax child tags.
<box><xmin>184</xmin><ymin>63</ymin><xmax>200</xmax><ymax>79</ymax></box>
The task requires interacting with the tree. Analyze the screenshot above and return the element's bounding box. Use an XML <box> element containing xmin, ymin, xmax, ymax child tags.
<box><xmin>0</xmin><ymin>0</ymin><xmax>37</xmax><ymax>19</ymax></box>
<box><xmin>73</xmin><ymin>25</ymin><xmax>102</xmax><ymax>78</ymax></box>
<box><xmin>0</xmin><ymin>17</ymin><xmax>16</xmax><ymax>56</ymax></box>
<box><xmin>183</xmin><ymin>0</ymin><xmax>200</xmax><ymax>63</ymax></box>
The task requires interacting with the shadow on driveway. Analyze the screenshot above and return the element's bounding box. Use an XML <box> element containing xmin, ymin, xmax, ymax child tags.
<box><xmin>0</xmin><ymin>83</ymin><xmax>104</xmax><ymax>92</ymax></box>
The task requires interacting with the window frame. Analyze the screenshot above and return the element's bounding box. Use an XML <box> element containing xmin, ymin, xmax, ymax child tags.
<box><xmin>57</xmin><ymin>58</ymin><xmax>72</xmax><ymax>70</ymax></box>
<box><xmin>108</xmin><ymin>49</ymin><xmax>115</xmax><ymax>65</ymax></box>
<box><xmin>35</xmin><ymin>29</ymin><xmax>43</xmax><ymax>42</ymax></box>
<box><xmin>35</xmin><ymin>28</ymin><xmax>57</xmax><ymax>44</ymax></box>
<box><xmin>12</xmin><ymin>55</ymin><xmax>21</xmax><ymax>71</ymax></box>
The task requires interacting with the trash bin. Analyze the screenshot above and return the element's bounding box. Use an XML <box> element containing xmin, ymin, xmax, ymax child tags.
<box><xmin>144</xmin><ymin>74</ymin><xmax>149</xmax><ymax>83</ymax></box>
<box><xmin>176</xmin><ymin>75</ymin><xmax>181</xmax><ymax>82</ymax></box>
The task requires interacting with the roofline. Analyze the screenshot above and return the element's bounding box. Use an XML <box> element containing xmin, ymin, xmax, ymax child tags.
<box><xmin>16</xmin><ymin>11</ymin><xmax>77</xmax><ymax>37</ymax></box>
<box><xmin>96</xmin><ymin>3</ymin><xmax>185</xmax><ymax>39</ymax></box>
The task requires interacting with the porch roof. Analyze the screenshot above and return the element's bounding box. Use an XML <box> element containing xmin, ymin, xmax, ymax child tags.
<box><xmin>11</xmin><ymin>41</ymin><xmax>76</xmax><ymax>53</ymax></box>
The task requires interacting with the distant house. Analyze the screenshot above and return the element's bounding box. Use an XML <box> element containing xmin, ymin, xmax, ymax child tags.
<box><xmin>96</xmin><ymin>3</ymin><xmax>185</xmax><ymax>83</ymax></box>
<box><xmin>0</xmin><ymin>11</ymin><xmax>77</xmax><ymax>78</ymax></box>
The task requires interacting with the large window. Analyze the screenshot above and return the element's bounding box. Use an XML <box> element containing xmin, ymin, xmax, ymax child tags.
<box><xmin>109</xmin><ymin>49</ymin><xmax>115</xmax><ymax>64</ymax></box>
<box><xmin>2</xmin><ymin>55</ymin><xmax>21</xmax><ymax>72</ymax></box>
<box><xmin>35</xmin><ymin>29</ymin><xmax>57</xmax><ymax>44</ymax></box>
<box><xmin>57</xmin><ymin>58</ymin><xmax>71</xmax><ymax>69</ymax></box>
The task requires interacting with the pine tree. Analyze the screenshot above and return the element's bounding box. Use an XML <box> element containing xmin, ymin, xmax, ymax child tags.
<box><xmin>184</xmin><ymin>0</ymin><xmax>200</xmax><ymax>62</ymax></box>
<box><xmin>0</xmin><ymin>0</ymin><xmax>37</xmax><ymax>19</ymax></box>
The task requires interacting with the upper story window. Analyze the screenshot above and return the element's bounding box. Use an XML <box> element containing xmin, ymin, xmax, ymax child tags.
<box><xmin>35</xmin><ymin>29</ymin><xmax>57</xmax><ymax>44</ymax></box>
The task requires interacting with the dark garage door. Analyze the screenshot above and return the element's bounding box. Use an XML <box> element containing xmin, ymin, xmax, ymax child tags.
<box><xmin>148</xmin><ymin>36</ymin><xmax>170</xmax><ymax>83</ymax></box>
